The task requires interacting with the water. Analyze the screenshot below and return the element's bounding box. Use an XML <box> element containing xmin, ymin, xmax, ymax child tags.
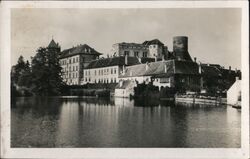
<box><xmin>11</xmin><ymin>97</ymin><xmax>241</xmax><ymax>148</ymax></box>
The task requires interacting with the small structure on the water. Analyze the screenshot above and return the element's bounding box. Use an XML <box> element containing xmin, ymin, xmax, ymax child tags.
<box><xmin>227</xmin><ymin>77</ymin><xmax>241</xmax><ymax>108</ymax></box>
<box><xmin>114</xmin><ymin>80</ymin><xmax>137</xmax><ymax>98</ymax></box>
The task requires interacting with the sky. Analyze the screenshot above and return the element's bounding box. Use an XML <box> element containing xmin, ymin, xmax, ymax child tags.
<box><xmin>11</xmin><ymin>8</ymin><xmax>241</xmax><ymax>69</ymax></box>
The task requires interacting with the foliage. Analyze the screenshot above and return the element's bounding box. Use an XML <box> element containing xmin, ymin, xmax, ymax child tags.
<box><xmin>30</xmin><ymin>47</ymin><xmax>65</xmax><ymax>96</ymax></box>
<box><xmin>11</xmin><ymin>46</ymin><xmax>65</xmax><ymax>96</ymax></box>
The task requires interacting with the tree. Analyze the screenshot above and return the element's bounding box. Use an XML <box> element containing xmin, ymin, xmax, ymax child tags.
<box><xmin>30</xmin><ymin>47</ymin><xmax>64</xmax><ymax>96</ymax></box>
<box><xmin>17</xmin><ymin>60</ymin><xmax>32</xmax><ymax>87</ymax></box>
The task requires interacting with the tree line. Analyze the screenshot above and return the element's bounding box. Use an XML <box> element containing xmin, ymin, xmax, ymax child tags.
<box><xmin>11</xmin><ymin>47</ymin><xmax>65</xmax><ymax>97</ymax></box>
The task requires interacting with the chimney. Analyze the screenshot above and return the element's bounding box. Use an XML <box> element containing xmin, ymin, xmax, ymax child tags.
<box><xmin>122</xmin><ymin>65</ymin><xmax>125</xmax><ymax>75</ymax></box>
<box><xmin>119</xmin><ymin>80</ymin><xmax>123</xmax><ymax>87</ymax></box>
<box><xmin>155</xmin><ymin>56</ymin><xmax>157</xmax><ymax>62</ymax></box>
<box><xmin>194</xmin><ymin>57</ymin><xmax>197</xmax><ymax>63</ymax></box>
<box><xmin>229</xmin><ymin>66</ymin><xmax>231</xmax><ymax>73</ymax></box>
<box><xmin>162</xmin><ymin>55</ymin><xmax>165</xmax><ymax>62</ymax></box>
<box><xmin>137</xmin><ymin>57</ymin><xmax>142</xmax><ymax>63</ymax></box>
<box><xmin>125</xmin><ymin>54</ymin><xmax>128</xmax><ymax>65</ymax></box>
<box><xmin>199</xmin><ymin>62</ymin><xmax>202</xmax><ymax>74</ymax></box>
<box><xmin>164</xmin><ymin>64</ymin><xmax>167</xmax><ymax>73</ymax></box>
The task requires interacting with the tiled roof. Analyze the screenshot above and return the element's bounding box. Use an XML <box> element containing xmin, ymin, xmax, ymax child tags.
<box><xmin>59</xmin><ymin>44</ymin><xmax>102</xmax><ymax>59</ymax></box>
<box><xmin>85</xmin><ymin>56</ymin><xmax>140</xmax><ymax>69</ymax></box>
<box><xmin>120</xmin><ymin>60</ymin><xmax>199</xmax><ymax>78</ymax></box>
<box><xmin>120</xmin><ymin>63</ymin><xmax>148</xmax><ymax>77</ymax></box>
<box><xmin>115</xmin><ymin>80</ymin><xmax>135</xmax><ymax>89</ymax></box>
<box><xmin>48</xmin><ymin>39</ymin><xmax>59</xmax><ymax>48</ymax></box>
<box><xmin>142</xmin><ymin>39</ymin><xmax>164</xmax><ymax>46</ymax></box>
<box><xmin>174</xmin><ymin>60</ymin><xmax>199</xmax><ymax>75</ymax></box>
<box><xmin>201</xmin><ymin>64</ymin><xmax>222</xmax><ymax>77</ymax></box>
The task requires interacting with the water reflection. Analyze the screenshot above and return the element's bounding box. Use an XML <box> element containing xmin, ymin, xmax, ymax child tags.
<box><xmin>11</xmin><ymin>97</ymin><xmax>241</xmax><ymax>148</ymax></box>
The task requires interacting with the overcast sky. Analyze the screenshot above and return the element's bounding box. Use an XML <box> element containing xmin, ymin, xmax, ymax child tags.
<box><xmin>11</xmin><ymin>8</ymin><xmax>241</xmax><ymax>69</ymax></box>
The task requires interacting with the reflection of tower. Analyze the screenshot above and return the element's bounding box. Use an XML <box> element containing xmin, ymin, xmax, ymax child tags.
<box><xmin>173</xmin><ymin>36</ymin><xmax>192</xmax><ymax>61</ymax></box>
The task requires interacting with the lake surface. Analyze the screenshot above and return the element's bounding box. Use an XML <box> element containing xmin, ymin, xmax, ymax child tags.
<box><xmin>11</xmin><ymin>97</ymin><xmax>241</xmax><ymax>148</ymax></box>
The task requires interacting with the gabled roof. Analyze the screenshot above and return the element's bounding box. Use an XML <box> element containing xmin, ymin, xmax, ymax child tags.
<box><xmin>115</xmin><ymin>80</ymin><xmax>135</xmax><ymax>89</ymax></box>
<box><xmin>142</xmin><ymin>39</ymin><xmax>164</xmax><ymax>46</ymax></box>
<box><xmin>120</xmin><ymin>60</ymin><xmax>199</xmax><ymax>78</ymax></box>
<box><xmin>200</xmin><ymin>64</ymin><xmax>222</xmax><ymax>77</ymax></box>
<box><xmin>120</xmin><ymin>63</ymin><xmax>148</xmax><ymax>78</ymax></box>
<box><xmin>48</xmin><ymin>39</ymin><xmax>60</xmax><ymax>48</ymax></box>
<box><xmin>59</xmin><ymin>44</ymin><xmax>102</xmax><ymax>59</ymax></box>
<box><xmin>85</xmin><ymin>56</ymin><xmax>140</xmax><ymax>69</ymax></box>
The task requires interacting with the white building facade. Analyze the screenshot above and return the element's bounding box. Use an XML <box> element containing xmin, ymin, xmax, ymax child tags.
<box><xmin>59</xmin><ymin>44</ymin><xmax>102</xmax><ymax>85</ymax></box>
<box><xmin>82</xmin><ymin>56</ymin><xmax>141</xmax><ymax>85</ymax></box>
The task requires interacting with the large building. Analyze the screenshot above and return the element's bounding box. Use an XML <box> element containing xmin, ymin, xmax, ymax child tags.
<box><xmin>58</xmin><ymin>42</ymin><xmax>102</xmax><ymax>85</ymax></box>
<box><xmin>82</xmin><ymin>56</ymin><xmax>141</xmax><ymax>84</ymax></box>
<box><xmin>111</xmin><ymin>39</ymin><xmax>167</xmax><ymax>60</ymax></box>
<box><xmin>119</xmin><ymin>60</ymin><xmax>200</xmax><ymax>91</ymax></box>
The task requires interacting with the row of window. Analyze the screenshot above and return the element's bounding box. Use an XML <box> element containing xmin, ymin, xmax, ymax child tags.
<box><xmin>85</xmin><ymin>77</ymin><xmax>117</xmax><ymax>83</ymax></box>
<box><xmin>62</xmin><ymin>65</ymin><xmax>79</xmax><ymax>72</ymax></box>
<box><xmin>85</xmin><ymin>68</ymin><xmax>117</xmax><ymax>76</ymax></box>
<box><xmin>60</xmin><ymin>56</ymin><xmax>79</xmax><ymax>65</ymax></box>
<box><xmin>120</xmin><ymin>45</ymin><xmax>146</xmax><ymax>50</ymax></box>
<box><xmin>149</xmin><ymin>45</ymin><xmax>158</xmax><ymax>49</ymax></box>
<box><xmin>124</xmin><ymin>51</ymin><xmax>148</xmax><ymax>57</ymax></box>
<box><xmin>63</xmin><ymin>72</ymin><xmax>78</xmax><ymax>79</ymax></box>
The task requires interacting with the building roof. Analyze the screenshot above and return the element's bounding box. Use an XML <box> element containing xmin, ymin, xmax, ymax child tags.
<box><xmin>48</xmin><ymin>39</ymin><xmax>60</xmax><ymax>48</ymax></box>
<box><xmin>200</xmin><ymin>64</ymin><xmax>222</xmax><ymax>77</ymax></box>
<box><xmin>115</xmin><ymin>80</ymin><xmax>135</xmax><ymax>89</ymax></box>
<box><xmin>120</xmin><ymin>60</ymin><xmax>199</xmax><ymax>78</ymax></box>
<box><xmin>142</xmin><ymin>39</ymin><xmax>164</xmax><ymax>46</ymax></box>
<box><xmin>59</xmin><ymin>44</ymin><xmax>102</xmax><ymax>59</ymax></box>
<box><xmin>85</xmin><ymin>56</ymin><xmax>141</xmax><ymax>69</ymax></box>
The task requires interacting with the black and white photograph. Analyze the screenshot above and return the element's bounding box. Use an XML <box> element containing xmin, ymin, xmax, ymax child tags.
<box><xmin>0</xmin><ymin>1</ymin><xmax>249</xmax><ymax>159</ymax></box>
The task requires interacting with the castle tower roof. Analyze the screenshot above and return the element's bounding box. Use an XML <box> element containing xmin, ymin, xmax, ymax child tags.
<box><xmin>48</xmin><ymin>39</ymin><xmax>59</xmax><ymax>48</ymax></box>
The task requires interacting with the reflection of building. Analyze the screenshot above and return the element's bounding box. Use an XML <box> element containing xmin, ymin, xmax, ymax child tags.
<box><xmin>58</xmin><ymin>43</ymin><xmax>102</xmax><ymax>85</ymax></box>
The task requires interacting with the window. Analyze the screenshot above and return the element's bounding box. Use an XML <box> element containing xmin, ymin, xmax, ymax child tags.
<box><xmin>124</xmin><ymin>51</ymin><xmax>129</xmax><ymax>56</ymax></box>
<box><xmin>76</xmin><ymin>66</ymin><xmax>78</xmax><ymax>71</ymax></box>
<box><xmin>143</xmin><ymin>52</ymin><xmax>147</xmax><ymax>57</ymax></box>
<box><xmin>114</xmin><ymin>78</ymin><xmax>116</xmax><ymax>83</ymax></box>
<box><xmin>73</xmin><ymin>58</ymin><xmax>75</xmax><ymax>63</ymax></box>
<box><xmin>134</xmin><ymin>51</ymin><xmax>139</xmax><ymax>57</ymax></box>
<box><xmin>69</xmin><ymin>59</ymin><xmax>71</xmax><ymax>64</ymax></box>
<box><xmin>114</xmin><ymin>68</ymin><xmax>116</xmax><ymax>74</ymax></box>
<box><xmin>160</xmin><ymin>78</ymin><xmax>170</xmax><ymax>83</ymax></box>
<box><xmin>76</xmin><ymin>57</ymin><xmax>78</xmax><ymax>62</ymax></box>
<box><xmin>111</xmin><ymin>68</ymin><xmax>113</xmax><ymax>74</ymax></box>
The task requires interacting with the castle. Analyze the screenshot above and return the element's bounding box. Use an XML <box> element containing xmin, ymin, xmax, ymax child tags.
<box><xmin>48</xmin><ymin>36</ymin><xmax>240</xmax><ymax>95</ymax></box>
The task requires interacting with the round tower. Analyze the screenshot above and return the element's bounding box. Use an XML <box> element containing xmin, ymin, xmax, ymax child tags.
<box><xmin>173</xmin><ymin>36</ymin><xmax>189</xmax><ymax>60</ymax></box>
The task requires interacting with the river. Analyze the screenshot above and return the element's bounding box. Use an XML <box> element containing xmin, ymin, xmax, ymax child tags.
<box><xmin>11</xmin><ymin>96</ymin><xmax>241</xmax><ymax>148</ymax></box>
